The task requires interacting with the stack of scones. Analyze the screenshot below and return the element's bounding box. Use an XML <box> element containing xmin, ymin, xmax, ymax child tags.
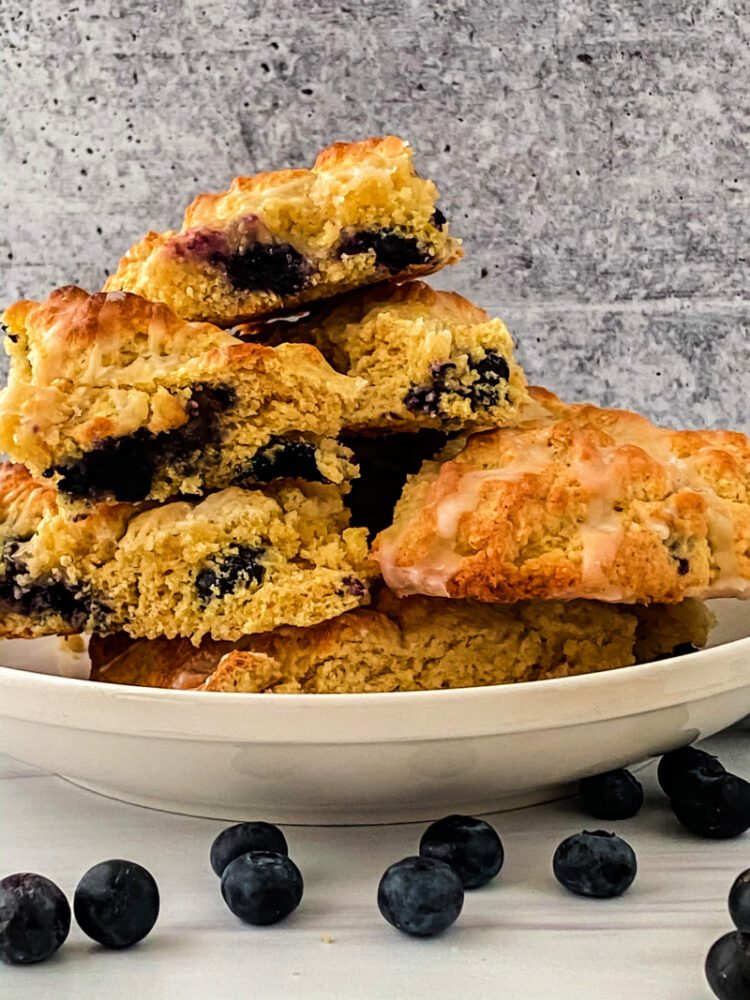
<box><xmin>1</xmin><ymin>137</ymin><xmax>747</xmax><ymax>692</ymax></box>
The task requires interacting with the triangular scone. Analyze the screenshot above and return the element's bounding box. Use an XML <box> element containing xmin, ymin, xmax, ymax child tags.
<box><xmin>104</xmin><ymin>137</ymin><xmax>462</xmax><ymax>325</ymax></box>
<box><xmin>88</xmin><ymin>589</ymin><xmax>715</xmax><ymax>693</ymax></box>
<box><xmin>0</xmin><ymin>463</ymin><xmax>374</xmax><ymax>643</ymax></box>
<box><xmin>373</xmin><ymin>388</ymin><xmax>750</xmax><ymax>604</ymax></box>
<box><xmin>0</xmin><ymin>287</ymin><xmax>361</xmax><ymax>510</ymax></box>
<box><xmin>238</xmin><ymin>281</ymin><xmax>529</xmax><ymax>433</ymax></box>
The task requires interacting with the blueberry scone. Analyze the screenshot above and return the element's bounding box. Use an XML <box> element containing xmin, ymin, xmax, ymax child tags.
<box><xmin>240</xmin><ymin>281</ymin><xmax>529</xmax><ymax>432</ymax></box>
<box><xmin>0</xmin><ymin>463</ymin><xmax>374</xmax><ymax>643</ymax></box>
<box><xmin>88</xmin><ymin>589</ymin><xmax>715</xmax><ymax>693</ymax></box>
<box><xmin>0</xmin><ymin>287</ymin><xmax>361</xmax><ymax>509</ymax></box>
<box><xmin>373</xmin><ymin>387</ymin><xmax>750</xmax><ymax>604</ymax></box>
<box><xmin>104</xmin><ymin>137</ymin><xmax>462</xmax><ymax>325</ymax></box>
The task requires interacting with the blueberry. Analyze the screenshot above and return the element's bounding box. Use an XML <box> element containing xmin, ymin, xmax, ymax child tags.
<box><xmin>0</xmin><ymin>873</ymin><xmax>70</xmax><ymax>965</ymax></box>
<box><xmin>244</xmin><ymin>439</ymin><xmax>322</xmax><ymax>483</ymax></box>
<box><xmin>377</xmin><ymin>856</ymin><xmax>464</xmax><ymax>937</ymax></box>
<box><xmin>195</xmin><ymin>545</ymin><xmax>266</xmax><ymax>604</ymax></box>
<box><xmin>579</xmin><ymin>769</ymin><xmax>644</xmax><ymax>820</ymax></box>
<box><xmin>553</xmin><ymin>831</ymin><xmax>637</xmax><ymax>899</ymax></box>
<box><xmin>74</xmin><ymin>859</ymin><xmax>159</xmax><ymax>948</ymax></box>
<box><xmin>338</xmin><ymin>229</ymin><xmax>428</xmax><ymax>272</ymax></box>
<box><xmin>657</xmin><ymin>745</ymin><xmax>726</xmax><ymax>799</ymax></box>
<box><xmin>54</xmin><ymin>383</ymin><xmax>235</xmax><ymax>502</ymax></box>
<box><xmin>419</xmin><ymin>814</ymin><xmax>504</xmax><ymax>889</ymax></box>
<box><xmin>705</xmin><ymin>931</ymin><xmax>750</xmax><ymax>1000</ymax></box>
<box><xmin>430</xmin><ymin>207</ymin><xmax>447</xmax><ymax>228</ymax></box>
<box><xmin>729</xmin><ymin>869</ymin><xmax>750</xmax><ymax>932</ymax></box>
<box><xmin>226</xmin><ymin>242</ymin><xmax>309</xmax><ymax>295</ymax></box>
<box><xmin>220</xmin><ymin>852</ymin><xmax>303</xmax><ymax>926</ymax></box>
<box><xmin>671</xmin><ymin>771</ymin><xmax>750</xmax><ymax>839</ymax></box>
<box><xmin>210</xmin><ymin>822</ymin><xmax>288</xmax><ymax>877</ymax></box>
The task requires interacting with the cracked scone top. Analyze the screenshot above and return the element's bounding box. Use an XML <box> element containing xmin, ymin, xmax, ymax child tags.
<box><xmin>0</xmin><ymin>286</ymin><xmax>361</xmax><ymax>508</ymax></box>
<box><xmin>239</xmin><ymin>281</ymin><xmax>529</xmax><ymax>433</ymax></box>
<box><xmin>88</xmin><ymin>589</ymin><xmax>715</xmax><ymax>693</ymax></box>
<box><xmin>0</xmin><ymin>463</ymin><xmax>374</xmax><ymax>643</ymax></box>
<box><xmin>373</xmin><ymin>388</ymin><xmax>750</xmax><ymax>604</ymax></box>
<box><xmin>104</xmin><ymin>136</ymin><xmax>462</xmax><ymax>325</ymax></box>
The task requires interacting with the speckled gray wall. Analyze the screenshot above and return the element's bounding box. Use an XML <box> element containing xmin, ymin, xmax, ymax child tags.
<box><xmin>1</xmin><ymin>0</ymin><xmax>748</xmax><ymax>431</ymax></box>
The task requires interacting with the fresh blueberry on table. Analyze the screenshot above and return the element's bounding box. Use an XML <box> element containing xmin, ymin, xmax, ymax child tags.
<box><xmin>729</xmin><ymin>869</ymin><xmax>750</xmax><ymax>932</ymax></box>
<box><xmin>657</xmin><ymin>745</ymin><xmax>725</xmax><ymax>799</ymax></box>
<box><xmin>377</xmin><ymin>856</ymin><xmax>464</xmax><ymax>937</ymax></box>
<box><xmin>220</xmin><ymin>852</ymin><xmax>303</xmax><ymax>926</ymax></box>
<box><xmin>210</xmin><ymin>821</ymin><xmax>288</xmax><ymax>877</ymax></box>
<box><xmin>553</xmin><ymin>831</ymin><xmax>637</xmax><ymax>899</ymax></box>
<box><xmin>419</xmin><ymin>814</ymin><xmax>504</xmax><ymax>889</ymax></box>
<box><xmin>670</xmin><ymin>771</ymin><xmax>750</xmax><ymax>839</ymax></box>
<box><xmin>74</xmin><ymin>859</ymin><xmax>159</xmax><ymax>948</ymax></box>
<box><xmin>0</xmin><ymin>873</ymin><xmax>70</xmax><ymax>965</ymax></box>
<box><xmin>579</xmin><ymin>768</ymin><xmax>644</xmax><ymax>820</ymax></box>
<box><xmin>705</xmin><ymin>930</ymin><xmax>750</xmax><ymax>1000</ymax></box>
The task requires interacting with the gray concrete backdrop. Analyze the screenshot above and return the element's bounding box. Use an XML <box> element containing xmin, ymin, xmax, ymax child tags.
<box><xmin>1</xmin><ymin>0</ymin><xmax>748</xmax><ymax>432</ymax></box>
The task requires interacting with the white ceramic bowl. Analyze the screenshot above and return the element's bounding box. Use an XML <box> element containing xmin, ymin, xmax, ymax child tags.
<box><xmin>0</xmin><ymin>599</ymin><xmax>748</xmax><ymax>824</ymax></box>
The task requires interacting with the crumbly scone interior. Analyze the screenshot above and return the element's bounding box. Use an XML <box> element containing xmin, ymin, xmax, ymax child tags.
<box><xmin>243</xmin><ymin>281</ymin><xmax>529</xmax><ymax>432</ymax></box>
<box><xmin>0</xmin><ymin>463</ymin><xmax>374</xmax><ymax>644</ymax></box>
<box><xmin>95</xmin><ymin>481</ymin><xmax>375</xmax><ymax>643</ymax></box>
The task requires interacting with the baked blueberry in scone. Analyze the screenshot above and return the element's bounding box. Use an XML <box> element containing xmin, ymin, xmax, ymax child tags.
<box><xmin>237</xmin><ymin>281</ymin><xmax>529</xmax><ymax>433</ymax></box>
<box><xmin>0</xmin><ymin>463</ymin><xmax>374</xmax><ymax>644</ymax></box>
<box><xmin>0</xmin><ymin>287</ymin><xmax>362</xmax><ymax>510</ymax></box>
<box><xmin>373</xmin><ymin>387</ymin><xmax>750</xmax><ymax>604</ymax></box>
<box><xmin>104</xmin><ymin>137</ymin><xmax>462</xmax><ymax>325</ymax></box>
<box><xmin>87</xmin><ymin>588</ymin><xmax>715</xmax><ymax>693</ymax></box>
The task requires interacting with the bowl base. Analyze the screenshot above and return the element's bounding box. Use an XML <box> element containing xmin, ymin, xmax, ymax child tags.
<box><xmin>61</xmin><ymin>774</ymin><xmax>580</xmax><ymax>825</ymax></box>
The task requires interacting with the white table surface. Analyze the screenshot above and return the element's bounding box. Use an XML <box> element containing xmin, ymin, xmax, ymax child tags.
<box><xmin>1</xmin><ymin>730</ymin><xmax>749</xmax><ymax>1000</ymax></box>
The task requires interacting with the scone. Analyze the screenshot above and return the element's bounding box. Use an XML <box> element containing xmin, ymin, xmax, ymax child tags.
<box><xmin>0</xmin><ymin>463</ymin><xmax>374</xmax><ymax>643</ymax></box>
<box><xmin>373</xmin><ymin>387</ymin><xmax>750</xmax><ymax>604</ymax></box>
<box><xmin>239</xmin><ymin>281</ymin><xmax>529</xmax><ymax>432</ymax></box>
<box><xmin>88</xmin><ymin>590</ymin><xmax>715</xmax><ymax>693</ymax></box>
<box><xmin>0</xmin><ymin>287</ymin><xmax>361</xmax><ymax>508</ymax></box>
<box><xmin>104</xmin><ymin>137</ymin><xmax>462</xmax><ymax>325</ymax></box>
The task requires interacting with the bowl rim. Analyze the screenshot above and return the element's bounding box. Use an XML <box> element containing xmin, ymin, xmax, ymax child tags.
<box><xmin>1</xmin><ymin>627</ymin><xmax>749</xmax><ymax>744</ymax></box>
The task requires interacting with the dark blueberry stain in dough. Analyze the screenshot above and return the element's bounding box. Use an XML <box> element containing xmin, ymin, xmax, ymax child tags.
<box><xmin>241</xmin><ymin>439</ymin><xmax>322</xmax><ymax>484</ymax></box>
<box><xmin>0</xmin><ymin>538</ymin><xmax>91</xmax><ymax>630</ymax></box>
<box><xmin>337</xmin><ymin>229</ymin><xmax>430</xmax><ymax>272</ymax></box>
<box><xmin>340</xmin><ymin>575</ymin><xmax>367</xmax><ymax>597</ymax></box>
<box><xmin>404</xmin><ymin>350</ymin><xmax>511</xmax><ymax>416</ymax></box>
<box><xmin>226</xmin><ymin>242</ymin><xmax>310</xmax><ymax>296</ymax></box>
<box><xmin>51</xmin><ymin>384</ymin><xmax>236</xmax><ymax>502</ymax></box>
<box><xmin>195</xmin><ymin>545</ymin><xmax>266</xmax><ymax>604</ymax></box>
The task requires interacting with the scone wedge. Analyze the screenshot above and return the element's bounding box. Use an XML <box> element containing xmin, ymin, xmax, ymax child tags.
<box><xmin>104</xmin><ymin>137</ymin><xmax>462</xmax><ymax>325</ymax></box>
<box><xmin>88</xmin><ymin>589</ymin><xmax>715</xmax><ymax>693</ymax></box>
<box><xmin>0</xmin><ymin>287</ymin><xmax>361</xmax><ymax>509</ymax></box>
<box><xmin>239</xmin><ymin>281</ymin><xmax>529</xmax><ymax>433</ymax></box>
<box><xmin>0</xmin><ymin>463</ymin><xmax>374</xmax><ymax>643</ymax></box>
<box><xmin>373</xmin><ymin>388</ymin><xmax>750</xmax><ymax>604</ymax></box>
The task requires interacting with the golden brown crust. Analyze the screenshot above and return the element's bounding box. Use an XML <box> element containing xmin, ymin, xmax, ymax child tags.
<box><xmin>373</xmin><ymin>388</ymin><xmax>750</xmax><ymax>604</ymax></box>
